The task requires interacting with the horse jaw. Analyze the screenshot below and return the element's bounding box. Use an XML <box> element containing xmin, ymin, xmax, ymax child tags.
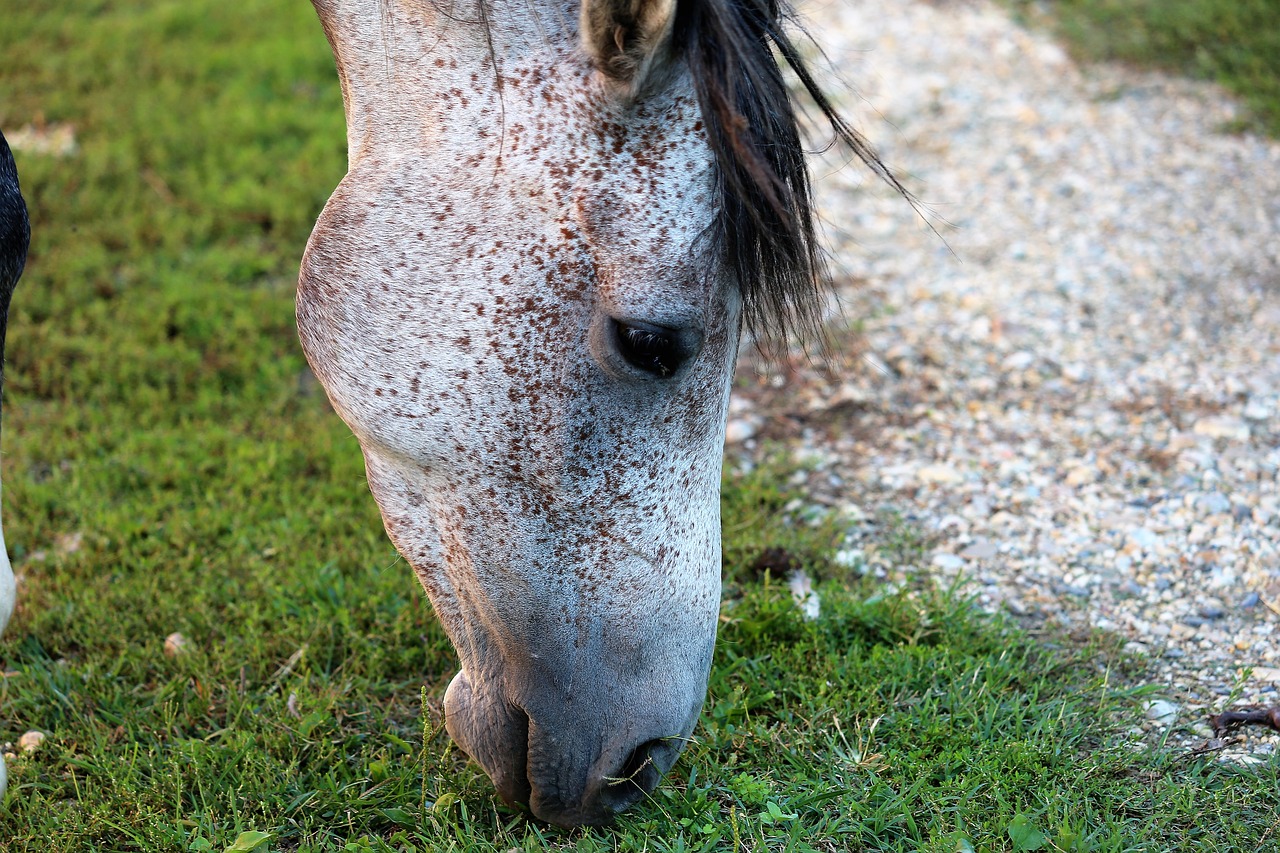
<box><xmin>301</xmin><ymin>0</ymin><xmax>739</xmax><ymax>827</ymax></box>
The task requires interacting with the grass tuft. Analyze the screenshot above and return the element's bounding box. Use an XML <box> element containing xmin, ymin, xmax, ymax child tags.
<box><xmin>1009</xmin><ymin>0</ymin><xmax>1280</xmax><ymax>135</ymax></box>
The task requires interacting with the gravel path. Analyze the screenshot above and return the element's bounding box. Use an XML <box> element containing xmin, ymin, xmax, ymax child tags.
<box><xmin>729</xmin><ymin>0</ymin><xmax>1280</xmax><ymax>758</ymax></box>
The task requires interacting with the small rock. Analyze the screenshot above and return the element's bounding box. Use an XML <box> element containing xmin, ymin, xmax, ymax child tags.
<box><xmin>917</xmin><ymin>464</ymin><xmax>963</xmax><ymax>485</ymax></box>
<box><xmin>960</xmin><ymin>541</ymin><xmax>999</xmax><ymax>560</ymax></box>
<box><xmin>1065</xmin><ymin>466</ymin><xmax>1098</xmax><ymax>486</ymax></box>
<box><xmin>1243</xmin><ymin>396</ymin><xmax>1274</xmax><ymax>421</ymax></box>
<box><xmin>1127</xmin><ymin>527</ymin><xmax>1162</xmax><ymax>552</ymax></box>
<box><xmin>833</xmin><ymin>548</ymin><xmax>863</xmax><ymax>569</ymax></box>
<box><xmin>1197</xmin><ymin>492</ymin><xmax>1232</xmax><ymax>515</ymax></box>
<box><xmin>1189</xmin><ymin>722</ymin><xmax>1215</xmax><ymax>739</ymax></box>
<box><xmin>837</xmin><ymin>502</ymin><xmax>867</xmax><ymax>523</ymax></box>
<box><xmin>724</xmin><ymin>418</ymin><xmax>757</xmax><ymax>444</ymax></box>
<box><xmin>1062</xmin><ymin>362</ymin><xmax>1090</xmax><ymax>383</ymax></box>
<box><xmin>1192</xmin><ymin>416</ymin><xmax>1250</xmax><ymax>441</ymax></box>
<box><xmin>931</xmin><ymin>553</ymin><xmax>965</xmax><ymax>571</ymax></box>
<box><xmin>1251</xmin><ymin>667</ymin><xmax>1280</xmax><ymax>683</ymax></box>
<box><xmin>1001</xmin><ymin>350</ymin><xmax>1035</xmax><ymax>371</ymax></box>
<box><xmin>1239</xmin><ymin>591</ymin><xmax>1261</xmax><ymax>609</ymax></box>
<box><xmin>164</xmin><ymin>633</ymin><xmax>189</xmax><ymax>658</ymax></box>
<box><xmin>18</xmin><ymin>731</ymin><xmax>45</xmax><ymax>753</ymax></box>
<box><xmin>1144</xmin><ymin>699</ymin><xmax>1179</xmax><ymax>725</ymax></box>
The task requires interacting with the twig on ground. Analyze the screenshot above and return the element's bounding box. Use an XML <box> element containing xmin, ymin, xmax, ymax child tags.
<box><xmin>1208</xmin><ymin>706</ymin><xmax>1280</xmax><ymax>737</ymax></box>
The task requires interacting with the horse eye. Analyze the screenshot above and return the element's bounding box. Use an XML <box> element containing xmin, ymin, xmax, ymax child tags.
<box><xmin>612</xmin><ymin>320</ymin><xmax>685</xmax><ymax>378</ymax></box>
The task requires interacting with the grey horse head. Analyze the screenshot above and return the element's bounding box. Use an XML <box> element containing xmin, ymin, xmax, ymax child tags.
<box><xmin>298</xmin><ymin>0</ymin><xmax>897</xmax><ymax>826</ymax></box>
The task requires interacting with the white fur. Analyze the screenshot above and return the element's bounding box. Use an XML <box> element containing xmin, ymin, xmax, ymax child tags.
<box><xmin>0</xmin><ymin>517</ymin><xmax>12</xmax><ymax>799</ymax></box>
<box><xmin>301</xmin><ymin>0</ymin><xmax>740</xmax><ymax>826</ymax></box>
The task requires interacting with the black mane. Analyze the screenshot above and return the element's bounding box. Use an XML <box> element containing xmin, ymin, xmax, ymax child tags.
<box><xmin>675</xmin><ymin>0</ymin><xmax>908</xmax><ymax>347</ymax></box>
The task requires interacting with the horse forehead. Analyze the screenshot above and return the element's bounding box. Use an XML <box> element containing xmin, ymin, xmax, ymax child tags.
<box><xmin>338</xmin><ymin>65</ymin><xmax>714</xmax><ymax>300</ymax></box>
<box><xmin>365</xmin><ymin>50</ymin><xmax>710</xmax><ymax>206</ymax></box>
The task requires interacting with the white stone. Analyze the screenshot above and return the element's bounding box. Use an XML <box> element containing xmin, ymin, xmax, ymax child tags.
<box><xmin>1144</xmin><ymin>700</ymin><xmax>1179</xmax><ymax>725</ymax></box>
<box><xmin>932</xmin><ymin>553</ymin><xmax>965</xmax><ymax>571</ymax></box>
<box><xmin>724</xmin><ymin>418</ymin><xmax>758</xmax><ymax>444</ymax></box>
<box><xmin>1192</xmin><ymin>417</ymin><xmax>1250</xmax><ymax>441</ymax></box>
<box><xmin>917</xmin><ymin>464</ymin><xmax>963</xmax><ymax>485</ymax></box>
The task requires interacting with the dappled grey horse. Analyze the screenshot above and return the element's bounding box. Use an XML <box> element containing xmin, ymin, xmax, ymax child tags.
<box><xmin>0</xmin><ymin>130</ymin><xmax>31</xmax><ymax>799</ymax></box>
<box><xmin>300</xmin><ymin>0</ymin><xmax>897</xmax><ymax>826</ymax></box>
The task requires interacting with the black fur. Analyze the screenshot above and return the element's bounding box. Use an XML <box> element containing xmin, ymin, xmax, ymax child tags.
<box><xmin>0</xmin><ymin>131</ymin><xmax>30</xmax><ymax>415</ymax></box>
<box><xmin>675</xmin><ymin>0</ymin><xmax>908</xmax><ymax>347</ymax></box>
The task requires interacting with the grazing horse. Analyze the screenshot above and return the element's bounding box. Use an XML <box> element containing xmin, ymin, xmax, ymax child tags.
<box><xmin>0</xmin><ymin>130</ymin><xmax>31</xmax><ymax>799</ymax></box>
<box><xmin>299</xmin><ymin>0</ymin><xmax>896</xmax><ymax>826</ymax></box>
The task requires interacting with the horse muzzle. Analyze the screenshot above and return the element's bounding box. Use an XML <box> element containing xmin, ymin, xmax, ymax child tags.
<box><xmin>442</xmin><ymin>657</ymin><xmax>706</xmax><ymax>826</ymax></box>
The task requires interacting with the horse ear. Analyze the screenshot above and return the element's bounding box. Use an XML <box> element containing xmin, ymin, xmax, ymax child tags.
<box><xmin>580</xmin><ymin>0</ymin><xmax>679</xmax><ymax>88</ymax></box>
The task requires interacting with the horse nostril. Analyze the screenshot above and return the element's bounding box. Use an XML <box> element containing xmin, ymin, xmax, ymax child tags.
<box><xmin>597</xmin><ymin>736</ymin><xmax>683</xmax><ymax>814</ymax></box>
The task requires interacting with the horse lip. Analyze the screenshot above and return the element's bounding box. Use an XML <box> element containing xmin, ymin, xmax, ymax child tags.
<box><xmin>442</xmin><ymin>671</ymin><xmax>532</xmax><ymax>808</ymax></box>
<box><xmin>523</xmin><ymin>695</ymin><xmax>704</xmax><ymax>826</ymax></box>
<box><xmin>522</xmin><ymin>731</ymin><xmax>690</xmax><ymax>826</ymax></box>
<box><xmin>445</xmin><ymin>664</ymin><xmax>704</xmax><ymax>826</ymax></box>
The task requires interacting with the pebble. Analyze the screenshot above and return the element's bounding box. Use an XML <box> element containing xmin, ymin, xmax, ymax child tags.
<box><xmin>164</xmin><ymin>632</ymin><xmax>189</xmax><ymax>658</ymax></box>
<box><xmin>932</xmin><ymin>553</ymin><xmax>965</xmax><ymax>571</ymax></box>
<box><xmin>960</xmin><ymin>541</ymin><xmax>999</xmax><ymax>560</ymax></box>
<box><xmin>1192</xmin><ymin>417</ymin><xmax>1251</xmax><ymax>441</ymax></box>
<box><xmin>725</xmin><ymin>418</ymin><xmax>758</xmax><ymax>444</ymax></box>
<box><xmin>1197</xmin><ymin>493</ymin><xmax>1232</xmax><ymax>515</ymax></box>
<box><xmin>917</xmin><ymin>464</ymin><xmax>963</xmax><ymax>485</ymax></box>
<box><xmin>1144</xmin><ymin>700</ymin><xmax>1179</xmax><ymax>725</ymax></box>
<box><xmin>18</xmin><ymin>731</ymin><xmax>45</xmax><ymax>753</ymax></box>
<box><xmin>1065</xmin><ymin>466</ymin><xmax>1098</xmax><ymax>487</ymax></box>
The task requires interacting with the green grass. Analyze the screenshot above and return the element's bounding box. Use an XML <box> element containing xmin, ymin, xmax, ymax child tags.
<box><xmin>2</xmin><ymin>0</ymin><xmax>1279</xmax><ymax>850</ymax></box>
<box><xmin>1010</xmin><ymin>0</ymin><xmax>1280</xmax><ymax>135</ymax></box>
